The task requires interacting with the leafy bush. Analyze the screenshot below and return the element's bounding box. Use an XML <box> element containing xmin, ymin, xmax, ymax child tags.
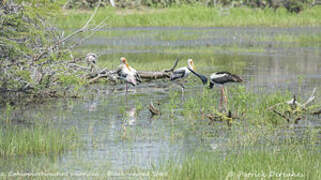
<box><xmin>0</xmin><ymin>1</ymin><xmax>90</xmax><ymax>104</ymax></box>
<box><xmin>66</xmin><ymin>0</ymin><xmax>314</xmax><ymax>13</ymax></box>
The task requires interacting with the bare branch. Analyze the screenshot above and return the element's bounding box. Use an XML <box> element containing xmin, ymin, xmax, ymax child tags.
<box><xmin>164</xmin><ymin>58</ymin><xmax>179</xmax><ymax>72</ymax></box>
<box><xmin>303</xmin><ymin>88</ymin><xmax>316</xmax><ymax>107</ymax></box>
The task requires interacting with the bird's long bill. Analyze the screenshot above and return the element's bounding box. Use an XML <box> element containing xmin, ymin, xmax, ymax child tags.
<box><xmin>187</xmin><ymin>67</ymin><xmax>208</xmax><ymax>85</ymax></box>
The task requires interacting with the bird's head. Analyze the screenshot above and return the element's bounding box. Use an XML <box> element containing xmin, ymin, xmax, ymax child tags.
<box><xmin>86</xmin><ymin>53</ymin><xmax>97</xmax><ymax>63</ymax></box>
<box><xmin>187</xmin><ymin>59</ymin><xmax>195</xmax><ymax>70</ymax></box>
<box><xmin>120</xmin><ymin>57</ymin><xmax>129</xmax><ymax>68</ymax></box>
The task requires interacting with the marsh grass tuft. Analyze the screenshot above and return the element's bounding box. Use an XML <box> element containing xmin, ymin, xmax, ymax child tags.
<box><xmin>0</xmin><ymin>125</ymin><xmax>78</xmax><ymax>157</ymax></box>
<box><xmin>160</xmin><ymin>145</ymin><xmax>321</xmax><ymax>180</ymax></box>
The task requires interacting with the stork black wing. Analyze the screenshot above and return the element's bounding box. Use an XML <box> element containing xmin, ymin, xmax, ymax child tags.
<box><xmin>170</xmin><ymin>69</ymin><xmax>186</xmax><ymax>81</ymax></box>
<box><xmin>211</xmin><ymin>72</ymin><xmax>242</xmax><ymax>84</ymax></box>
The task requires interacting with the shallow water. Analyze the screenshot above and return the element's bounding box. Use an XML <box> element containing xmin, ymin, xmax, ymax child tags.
<box><xmin>1</xmin><ymin>27</ymin><xmax>321</xmax><ymax>175</ymax></box>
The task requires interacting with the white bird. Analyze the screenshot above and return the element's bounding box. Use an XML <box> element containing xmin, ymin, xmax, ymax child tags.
<box><xmin>188</xmin><ymin>68</ymin><xmax>242</xmax><ymax>111</ymax></box>
<box><xmin>85</xmin><ymin>53</ymin><xmax>98</xmax><ymax>72</ymax></box>
<box><xmin>116</xmin><ymin>57</ymin><xmax>142</xmax><ymax>91</ymax></box>
<box><xmin>170</xmin><ymin>59</ymin><xmax>196</xmax><ymax>94</ymax></box>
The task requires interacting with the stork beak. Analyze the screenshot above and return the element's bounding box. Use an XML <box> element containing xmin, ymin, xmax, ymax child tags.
<box><xmin>187</xmin><ymin>67</ymin><xmax>208</xmax><ymax>85</ymax></box>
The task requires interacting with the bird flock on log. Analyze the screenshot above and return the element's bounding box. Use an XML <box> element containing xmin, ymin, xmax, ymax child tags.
<box><xmin>87</xmin><ymin>53</ymin><xmax>243</xmax><ymax>110</ymax></box>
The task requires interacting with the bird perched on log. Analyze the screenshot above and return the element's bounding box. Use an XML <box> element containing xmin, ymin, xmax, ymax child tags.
<box><xmin>85</xmin><ymin>53</ymin><xmax>98</xmax><ymax>72</ymax></box>
<box><xmin>188</xmin><ymin>67</ymin><xmax>242</xmax><ymax>111</ymax></box>
<box><xmin>170</xmin><ymin>59</ymin><xmax>200</xmax><ymax>95</ymax></box>
<box><xmin>116</xmin><ymin>57</ymin><xmax>142</xmax><ymax>91</ymax></box>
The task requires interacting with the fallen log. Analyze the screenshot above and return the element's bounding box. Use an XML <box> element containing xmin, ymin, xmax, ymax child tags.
<box><xmin>138</xmin><ymin>71</ymin><xmax>171</xmax><ymax>79</ymax></box>
<box><xmin>137</xmin><ymin>58</ymin><xmax>179</xmax><ymax>80</ymax></box>
<box><xmin>86</xmin><ymin>58</ymin><xmax>179</xmax><ymax>82</ymax></box>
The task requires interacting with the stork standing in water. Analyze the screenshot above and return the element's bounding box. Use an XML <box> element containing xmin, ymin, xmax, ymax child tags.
<box><xmin>116</xmin><ymin>57</ymin><xmax>142</xmax><ymax>91</ymax></box>
<box><xmin>170</xmin><ymin>59</ymin><xmax>197</xmax><ymax>95</ymax></box>
<box><xmin>188</xmin><ymin>67</ymin><xmax>242</xmax><ymax>110</ymax></box>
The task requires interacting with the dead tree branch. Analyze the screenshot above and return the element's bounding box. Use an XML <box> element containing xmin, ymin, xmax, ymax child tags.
<box><xmin>86</xmin><ymin>58</ymin><xmax>179</xmax><ymax>83</ymax></box>
<box><xmin>269</xmin><ymin>88</ymin><xmax>320</xmax><ymax>124</ymax></box>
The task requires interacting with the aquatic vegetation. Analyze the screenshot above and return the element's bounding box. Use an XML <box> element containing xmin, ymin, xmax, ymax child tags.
<box><xmin>160</xmin><ymin>146</ymin><xmax>321</xmax><ymax>180</ymax></box>
<box><xmin>0</xmin><ymin>125</ymin><xmax>78</xmax><ymax>157</ymax></box>
<box><xmin>0</xmin><ymin>101</ymin><xmax>79</xmax><ymax>157</ymax></box>
<box><xmin>162</xmin><ymin>84</ymin><xmax>320</xmax><ymax>131</ymax></box>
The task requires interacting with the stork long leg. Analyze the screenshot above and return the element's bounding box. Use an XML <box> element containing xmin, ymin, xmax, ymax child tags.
<box><xmin>219</xmin><ymin>86</ymin><xmax>224</xmax><ymax>111</ymax></box>
<box><xmin>180</xmin><ymin>85</ymin><xmax>185</xmax><ymax>101</ymax></box>
<box><xmin>222</xmin><ymin>86</ymin><xmax>228</xmax><ymax>112</ymax></box>
<box><xmin>175</xmin><ymin>81</ymin><xmax>185</xmax><ymax>96</ymax></box>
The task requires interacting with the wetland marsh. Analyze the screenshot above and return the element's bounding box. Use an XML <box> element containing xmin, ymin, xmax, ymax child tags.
<box><xmin>1</xmin><ymin>26</ymin><xmax>321</xmax><ymax>179</ymax></box>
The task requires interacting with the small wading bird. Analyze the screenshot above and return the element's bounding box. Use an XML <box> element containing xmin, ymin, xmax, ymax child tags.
<box><xmin>188</xmin><ymin>67</ymin><xmax>242</xmax><ymax>110</ymax></box>
<box><xmin>170</xmin><ymin>59</ymin><xmax>200</xmax><ymax>95</ymax></box>
<box><xmin>116</xmin><ymin>57</ymin><xmax>142</xmax><ymax>91</ymax></box>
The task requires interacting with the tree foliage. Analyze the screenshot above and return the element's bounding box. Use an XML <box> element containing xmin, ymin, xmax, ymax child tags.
<box><xmin>0</xmin><ymin>0</ymin><xmax>89</xmax><ymax>104</ymax></box>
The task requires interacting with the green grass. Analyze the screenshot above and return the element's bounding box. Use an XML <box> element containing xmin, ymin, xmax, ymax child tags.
<box><xmin>159</xmin><ymin>146</ymin><xmax>321</xmax><ymax>180</ymax></box>
<box><xmin>71</xmin><ymin>49</ymin><xmax>251</xmax><ymax>76</ymax></box>
<box><xmin>54</xmin><ymin>5</ymin><xmax>321</xmax><ymax>29</ymax></box>
<box><xmin>0</xmin><ymin>125</ymin><xmax>78</xmax><ymax>157</ymax></box>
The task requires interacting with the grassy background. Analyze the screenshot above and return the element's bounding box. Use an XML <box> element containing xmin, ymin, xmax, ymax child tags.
<box><xmin>55</xmin><ymin>5</ymin><xmax>321</xmax><ymax>28</ymax></box>
<box><xmin>159</xmin><ymin>146</ymin><xmax>321</xmax><ymax>179</ymax></box>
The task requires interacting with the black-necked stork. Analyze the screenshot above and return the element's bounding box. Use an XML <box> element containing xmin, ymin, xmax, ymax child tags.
<box><xmin>170</xmin><ymin>59</ymin><xmax>196</xmax><ymax>94</ymax></box>
<box><xmin>116</xmin><ymin>57</ymin><xmax>142</xmax><ymax>91</ymax></box>
<box><xmin>188</xmin><ymin>67</ymin><xmax>242</xmax><ymax>110</ymax></box>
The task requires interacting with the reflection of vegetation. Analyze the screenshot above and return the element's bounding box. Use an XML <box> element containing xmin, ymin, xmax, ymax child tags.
<box><xmin>55</xmin><ymin>5</ymin><xmax>321</xmax><ymax>28</ymax></box>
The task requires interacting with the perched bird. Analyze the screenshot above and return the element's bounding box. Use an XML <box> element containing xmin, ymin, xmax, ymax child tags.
<box><xmin>116</xmin><ymin>57</ymin><xmax>142</xmax><ymax>91</ymax></box>
<box><xmin>170</xmin><ymin>59</ymin><xmax>198</xmax><ymax>94</ymax></box>
<box><xmin>85</xmin><ymin>53</ymin><xmax>98</xmax><ymax>72</ymax></box>
<box><xmin>86</xmin><ymin>53</ymin><xmax>97</xmax><ymax>64</ymax></box>
<box><xmin>188</xmin><ymin>68</ymin><xmax>242</xmax><ymax>110</ymax></box>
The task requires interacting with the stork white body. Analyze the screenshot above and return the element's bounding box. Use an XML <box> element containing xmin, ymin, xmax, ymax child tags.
<box><xmin>117</xmin><ymin>57</ymin><xmax>141</xmax><ymax>90</ymax></box>
<box><xmin>170</xmin><ymin>59</ymin><xmax>195</xmax><ymax>94</ymax></box>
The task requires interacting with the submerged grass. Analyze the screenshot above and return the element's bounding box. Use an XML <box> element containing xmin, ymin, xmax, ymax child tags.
<box><xmin>54</xmin><ymin>5</ymin><xmax>321</xmax><ymax>29</ymax></box>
